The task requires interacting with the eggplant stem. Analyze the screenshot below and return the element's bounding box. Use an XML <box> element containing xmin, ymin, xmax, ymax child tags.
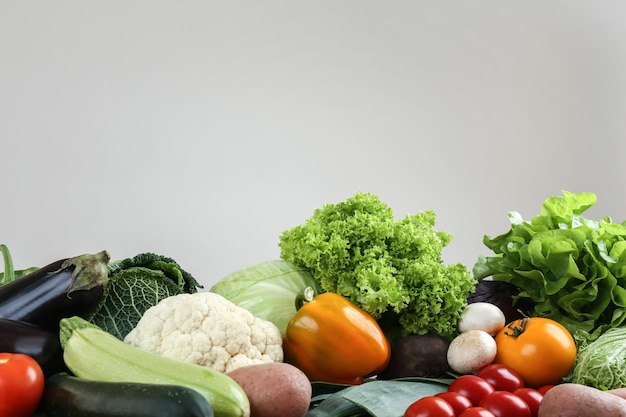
<box><xmin>0</xmin><ymin>244</ymin><xmax>15</xmax><ymax>285</ymax></box>
<box><xmin>62</xmin><ymin>251</ymin><xmax>111</xmax><ymax>296</ymax></box>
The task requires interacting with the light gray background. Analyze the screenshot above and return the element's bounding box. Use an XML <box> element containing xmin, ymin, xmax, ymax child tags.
<box><xmin>2</xmin><ymin>2</ymin><xmax>625</xmax><ymax>288</ymax></box>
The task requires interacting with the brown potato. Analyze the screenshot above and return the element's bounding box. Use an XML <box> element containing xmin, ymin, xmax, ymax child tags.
<box><xmin>538</xmin><ymin>383</ymin><xmax>626</xmax><ymax>417</ymax></box>
<box><xmin>227</xmin><ymin>362</ymin><xmax>311</xmax><ymax>417</ymax></box>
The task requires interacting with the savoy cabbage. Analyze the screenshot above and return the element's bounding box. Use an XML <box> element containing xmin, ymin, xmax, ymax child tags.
<box><xmin>565</xmin><ymin>327</ymin><xmax>626</xmax><ymax>390</ymax></box>
<box><xmin>88</xmin><ymin>252</ymin><xmax>202</xmax><ymax>339</ymax></box>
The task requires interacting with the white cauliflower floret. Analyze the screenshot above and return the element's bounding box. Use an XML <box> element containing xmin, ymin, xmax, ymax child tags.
<box><xmin>124</xmin><ymin>292</ymin><xmax>283</xmax><ymax>373</ymax></box>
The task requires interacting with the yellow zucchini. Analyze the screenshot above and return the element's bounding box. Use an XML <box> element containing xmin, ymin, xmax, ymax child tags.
<box><xmin>60</xmin><ymin>316</ymin><xmax>250</xmax><ymax>417</ymax></box>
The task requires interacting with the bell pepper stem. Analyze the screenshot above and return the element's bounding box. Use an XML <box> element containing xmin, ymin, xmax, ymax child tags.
<box><xmin>295</xmin><ymin>286</ymin><xmax>316</xmax><ymax>310</ymax></box>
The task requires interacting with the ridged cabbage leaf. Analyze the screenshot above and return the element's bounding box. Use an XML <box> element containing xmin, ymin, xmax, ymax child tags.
<box><xmin>88</xmin><ymin>252</ymin><xmax>202</xmax><ymax>339</ymax></box>
<box><xmin>210</xmin><ymin>259</ymin><xmax>321</xmax><ymax>337</ymax></box>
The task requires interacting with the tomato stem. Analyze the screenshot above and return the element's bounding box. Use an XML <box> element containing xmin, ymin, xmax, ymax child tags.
<box><xmin>504</xmin><ymin>317</ymin><xmax>529</xmax><ymax>338</ymax></box>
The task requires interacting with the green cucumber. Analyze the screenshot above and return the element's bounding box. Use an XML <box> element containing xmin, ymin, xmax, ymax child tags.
<box><xmin>38</xmin><ymin>373</ymin><xmax>215</xmax><ymax>417</ymax></box>
<box><xmin>60</xmin><ymin>316</ymin><xmax>250</xmax><ymax>417</ymax></box>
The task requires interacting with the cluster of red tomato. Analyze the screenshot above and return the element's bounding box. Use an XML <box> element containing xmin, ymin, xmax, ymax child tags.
<box><xmin>0</xmin><ymin>352</ymin><xmax>44</xmax><ymax>417</ymax></box>
<box><xmin>404</xmin><ymin>364</ymin><xmax>553</xmax><ymax>417</ymax></box>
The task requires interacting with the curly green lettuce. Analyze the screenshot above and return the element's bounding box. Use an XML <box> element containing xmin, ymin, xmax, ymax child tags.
<box><xmin>473</xmin><ymin>191</ymin><xmax>626</xmax><ymax>335</ymax></box>
<box><xmin>88</xmin><ymin>252</ymin><xmax>202</xmax><ymax>339</ymax></box>
<box><xmin>278</xmin><ymin>192</ymin><xmax>475</xmax><ymax>341</ymax></box>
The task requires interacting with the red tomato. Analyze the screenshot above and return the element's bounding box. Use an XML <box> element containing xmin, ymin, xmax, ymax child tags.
<box><xmin>0</xmin><ymin>353</ymin><xmax>45</xmax><ymax>417</ymax></box>
<box><xmin>477</xmin><ymin>364</ymin><xmax>525</xmax><ymax>392</ymax></box>
<box><xmin>459</xmin><ymin>407</ymin><xmax>497</xmax><ymax>417</ymax></box>
<box><xmin>536</xmin><ymin>385</ymin><xmax>554</xmax><ymax>395</ymax></box>
<box><xmin>435</xmin><ymin>391</ymin><xmax>473</xmax><ymax>415</ymax></box>
<box><xmin>513</xmin><ymin>388</ymin><xmax>543</xmax><ymax>417</ymax></box>
<box><xmin>448</xmin><ymin>375</ymin><xmax>495</xmax><ymax>406</ymax></box>
<box><xmin>480</xmin><ymin>391</ymin><xmax>531</xmax><ymax>417</ymax></box>
<box><xmin>404</xmin><ymin>396</ymin><xmax>456</xmax><ymax>417</ymax></box>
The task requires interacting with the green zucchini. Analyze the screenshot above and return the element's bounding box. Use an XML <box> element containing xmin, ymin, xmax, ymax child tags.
<box><xmin>59</xmin><ymin>316</ymin><xmax>250</xmax><ymax>417</ymax></box>
<box><xmin>38</xmin><ymin>373</ymin><xmax>215</xmax><ymax>417</ymax></box>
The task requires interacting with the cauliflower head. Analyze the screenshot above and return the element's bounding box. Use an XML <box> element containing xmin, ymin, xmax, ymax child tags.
<box><xmin>124</xmin><ymin>291</ymin><xmax>284</xmax><ymax>373</ymax></box>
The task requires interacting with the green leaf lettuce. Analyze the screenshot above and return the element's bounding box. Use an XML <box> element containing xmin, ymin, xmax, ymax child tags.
<box><xmin>473</xmin><ymin>191</ymin><xmax>626</xmax><ymax>335</ymax></box>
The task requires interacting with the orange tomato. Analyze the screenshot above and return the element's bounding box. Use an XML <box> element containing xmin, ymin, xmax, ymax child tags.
<box><xmin>493</xmin><ymin>317</ymin><xmax>576</xmax><ymax>388</ymax></box>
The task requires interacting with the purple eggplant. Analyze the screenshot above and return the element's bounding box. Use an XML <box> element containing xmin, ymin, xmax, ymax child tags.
<box><xmin>0</xmin><ymin>251</ymin><xmax>109</xmax><ymax>331</ymax></box>
<box><xmin>0</xmin><ymin>318</ymin><xmax>67</xmax><ymax>377</ymax></box>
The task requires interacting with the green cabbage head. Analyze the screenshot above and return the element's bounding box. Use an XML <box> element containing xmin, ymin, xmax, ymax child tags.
<box><xmin>566</xmin><ymin>327</ymin><xmax>626</xmax><ymax>390</ymax></box>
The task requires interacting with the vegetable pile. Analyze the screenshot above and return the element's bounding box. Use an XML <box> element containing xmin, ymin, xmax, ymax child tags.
<box><xmin>279</xmin><ymin>191</ymin><xmax>476</xmax><ymax>341</ymax></box>
<box><xmin>2</xmin><ymin>190</ymin><xmax>626</xmax><ymax>417</ymax></box>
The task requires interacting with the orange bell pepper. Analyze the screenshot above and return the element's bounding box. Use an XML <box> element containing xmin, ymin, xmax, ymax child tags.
<box><xmin>283</xmin><ymin>289</ymin><xmax>391</xmax><ymax>385</ymax></box>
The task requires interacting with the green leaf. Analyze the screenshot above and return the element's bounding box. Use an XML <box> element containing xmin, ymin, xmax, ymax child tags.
<box><xmin>473</xmin><ymin>191</ymin><xmax>626</xmax><ymax>335</ymax></box>
<box><xmin>88</xmin><ymin>267</ymin><xmax>183</xmax><ymax>339</ymax></box>
<box><xmin>308</xmin><ymin>380</ymin><xmax>449</xmax><ymax>417</ymax></box>
<box><xmin>108</xmin><ymin>252</ymin><xmax>202</xmax><ymax>293</ymax></box>
<box><xmin>88</xmin><ymin>253</ymin><xmax>202</xmax><ymax>339</ymax></box>
<box><xmin>210</xmin><ymin>260</ymin><xmax>321</xmax><ymax>337</ymax></box>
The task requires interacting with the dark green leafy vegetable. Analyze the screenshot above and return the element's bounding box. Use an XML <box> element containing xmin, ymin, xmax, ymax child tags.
<box><xmin>279</xmin><ymin>192</ymin><xmax>475</xmax><ymax>341</ymax></box>
<box><xmin>307</xmin><ymin>379</ymin><xmax>451</xmax><ymax>417</ymax></box>
<box><xmin>473</xmin><ymin>191</ymin><xmax>626</xmax><ymax>335</ymax></box>
<box><xmin>88</xmin><ymin>252</ymin><xmax>202</xmax><ymax>339</ymax></box>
